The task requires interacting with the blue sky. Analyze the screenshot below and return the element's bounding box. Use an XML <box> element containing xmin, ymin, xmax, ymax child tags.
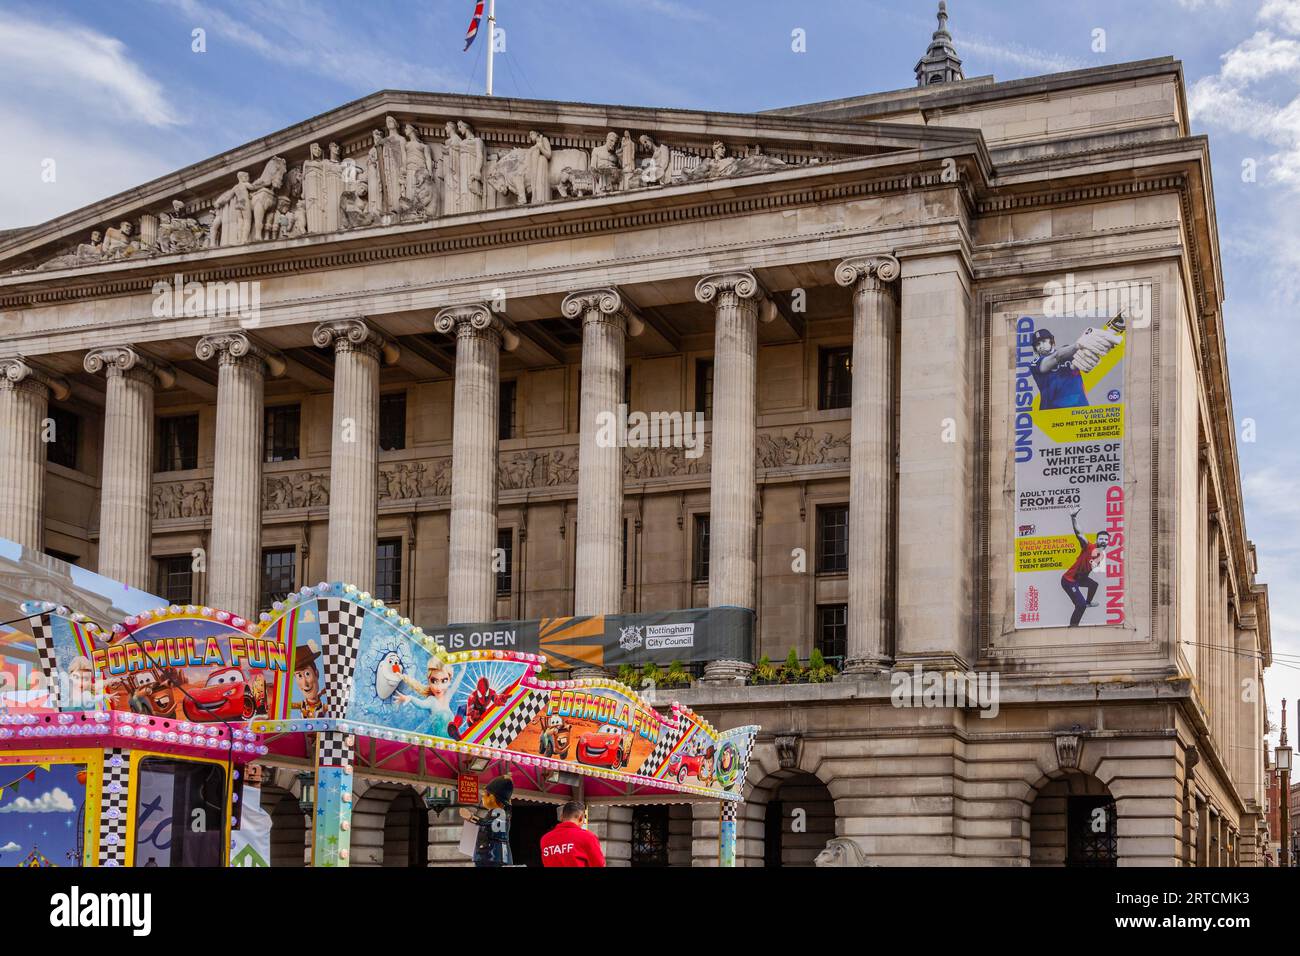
<box><xmin>1</xmin><ymin>0</ymin><xmax>1298</xmax><ymax>750</ymax></box>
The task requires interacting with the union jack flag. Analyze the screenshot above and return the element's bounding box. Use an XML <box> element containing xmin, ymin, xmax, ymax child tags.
<box><xmin>464</xmin><ymin>0</ymin><xmax>485</xmax><ymax>51</ymax></box>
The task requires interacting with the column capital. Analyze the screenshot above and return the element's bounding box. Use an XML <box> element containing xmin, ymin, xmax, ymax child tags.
<box><xmin>434</xmin><ymin>304</ymin><xmax>519</xmax><ymax>352</ymax></box>
<box><xmin>195</xmin><ymin>332</ymin><xmax>286</xmax><ymax>377</ymax></box>
<box><xmin>694</xmin><ymin>271</ymin><xmax>762</xmax><ymax>305</ymax></box>
<box><xmin>834</xmin><ymin>255</ymin><xmax>901</xmax><ymax>293</ymax></box>
<box><xmin>0</xmin><ymin>356</ymin><xmax>70</xmax><ymax>400</ymax></box>
<box><xmin>561</xmin><ymin>286</ymin><xmax>645</xmax><ymax>337</ymax></box>
<box><xmin>312</xmin><ymin>318</ymin><xmax>400</xmax><ymax>364</ymax></box>
<box><xmin>83</xmin><ymin>346</ymin><xmax>176</xmax><ymax>389</ymax></box>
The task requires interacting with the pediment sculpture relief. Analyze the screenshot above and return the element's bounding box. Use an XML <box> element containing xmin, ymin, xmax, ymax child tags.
<box><xmin>14</xmin><ymin>116</ymin><xmax>810</xmax><ymax>274</ymax></box>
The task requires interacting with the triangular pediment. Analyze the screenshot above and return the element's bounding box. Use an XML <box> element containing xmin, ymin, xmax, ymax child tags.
<box><xmin>0</xmin><ymin>90</ymin><xmax>985</xmax><ymax>278</ymax></box>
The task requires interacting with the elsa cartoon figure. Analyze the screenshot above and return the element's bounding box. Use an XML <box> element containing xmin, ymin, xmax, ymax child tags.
<box><xmin>395</xmin><ymin>658</ymin><xmax>454</xmax><ymax>738</ymax></box>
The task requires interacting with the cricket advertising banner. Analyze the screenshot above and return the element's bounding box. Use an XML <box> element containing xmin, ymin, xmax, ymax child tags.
<box><xmin>1013</xmin><ymin>313</ymin><xmax>1127</xmax><ymax>629</ymax></box>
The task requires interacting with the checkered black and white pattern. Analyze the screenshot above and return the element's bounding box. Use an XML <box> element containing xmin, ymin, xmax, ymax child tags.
<box><xmin>637</xmin><ymin>721</ymin><xmax>684</xmax><ymax>778</ymax></box>
<box><xmin>98</xmin><ymin>748</ymin><xmax>131</xmax><ymax>867</ymax></box>
<box><xmin>316</xmin><ymin>729</ymin><xmax>353</xmax><ymax>768</ymax></box>
<box><xmin>318</xmin><ymin>599</ymin><xmax>364</xmax><ymax>718</ymax></box>
<box><xmin>720</xmin><ymin>801</ymin><xmax>738</xmax><ymax>822</ymax></box>
<box><xmin>27</xmin><ymin>613</ymin><xmax>60</xmax><ymax>708</ymax></box>
<box><xmin>482</xmin><ymin>690</ymin><xmax>547</xmax><ymax>749</ymax></box>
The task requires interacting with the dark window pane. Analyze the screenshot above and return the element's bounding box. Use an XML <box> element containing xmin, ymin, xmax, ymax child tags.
<box><xmin>375</xmin><ymin>538</ymin><xmax>402</xmax><ymax>604</ymax></box>
<box><xmin>379</xmin><ymin>392</ymin><xmax>407</xmax><ymax>452</ymax></box>
<box><xmin>694</xmin><ymin>360</ymin><xmax>714</xmax><ymax>419</ymax></box>
<box><xmin>263</xmin><ymin>405</ymin><xmax>300</xmax><ymax>463</ymax></box>
<box><xmin>1067</xmin><ymin>795</ymin><xmax>1118</xmax><ymax>867</ymax></box>
<box><xmin>496</xmin><ymin>528</ymin><xmax>513</xmax><ymax>595</ymax></box>
<box><xmin>631</xmin><ymin>805</ymin><xmax>670</xmax><ymax>867</ymax></box>
<box><xmin>816</xmin><ymin>505</ymin><xmax>850</xmax><ymax>574</ymax></box>
<box><xmin>622</xmin><ymin>520</ymin><xmax>628</xmax><ymax>589</ymax></box>
<box><xmin>499</xmin><ymin>380</ymin><xmax>517</xmax><ymax>441</ymax></box>
<box><xmin>46</xmin><ymin>406</ymin><xmax>79</xmax><ymax>469</ymax></box>
<box><xmin>819</xmin><ymin>346</ymin><xmax>853</xmax><ymax>410</ymax></box>
<box><xmin>816</xmin><ymin>604</ymin><xmax>848</xmax><ymax>661</ymax></box>
<box><xmin>692</xmin><ymin>515</ymin><xmax>710</xmax><ymax>583</ymax></box>
<box><xmin>156</xmin><ymin>414</ymin><xmax>199</xmax><ymax>472</ymax></box>
<box><xmin>259</xmin><ymin>547</ymin><xmax>295</xmax><ymax>611</ymax></box>
<box><xmin>623</xmin><ymin>365</ymin><xmax>632</xmax><ymax>409</ymax></box>
<box><xmin>134</xmin><ymin>758</ymin><xmax>227</xmax><ymax>867</ymax></box>
<box><xmin>156</xmin><ymin>555</ymin><xmax>193</xmax><ymax>605</ymax></box>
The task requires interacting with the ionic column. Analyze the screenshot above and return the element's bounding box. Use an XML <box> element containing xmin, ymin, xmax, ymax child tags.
<box><xmin>435</xmin><ymin>304</ymin><xmax>517</xmax><ymax>623</ymax></box>
<box><xmin>563</xmin><ymin>288</ymin><xmax>643</xmax><ymax>618</ymax></box>
<box><xmin>84</xmin><ymin>347</ymin><xmax>175</xmax><ymax>590</ymax></box>
<box><xmin>196</xmin><ymin>332</ymin><xmax>284</xmax><ymax>615</ymax></box>
<box><xmin>835</xmin><ymin>255</ymin><xmax>900</xmax><ymax>673</ymax></box>
<box><xmin>695</xmin><ymin>272</ymin><xmax>764</xmax><ymax>683</ymax></box>
<box><xmin>0</xmin><ymin>357</ymin><xmax>69</xmax><ymax>550</ymax></box>
<box><xmin>313</xmin><ymin>319</ymin><xmax>399</xmax><ymax>592</ymax></box>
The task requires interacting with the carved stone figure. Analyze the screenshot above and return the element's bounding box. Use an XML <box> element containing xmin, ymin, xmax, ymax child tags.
<box><xmin>366</xmin><ymin>130</ymin><xmax>386</xmax><ymax>217</ymax></box>
<box><xmin>485</xmin><ymin>146</ymin><xmax>532</xmax><ymax>206</ymax></box>
<box><xmin>339</xmin><ymin>180</ymin><xmax>376</xmax><ymax>230</ymax></box>
<box><xmin>440</xmin><ymin>121</ymin><xmax>462</xmax><ymax>214</ymax></box>
<box><xmin>638</xmin><ymin>134</ymin><xmax>672</xmax><ymax>186</ymax></box>
<box><xmin>455</xmin><ymin>120</ymin><xmax>485</xmax><ymax>212</ymax></box>
<box><xmin>210</xmin><ymin>171</ymin><xmax>252</xmax><ymax>247</ymax></box>
<box><xmin>101</xmin><ymin>221</ymin><xmax>139</xmax><ymax>259</ymax></box>
<box><xmin>813</xmin><ymin>838</ymin><xmax>874</xmax><ymax>867</ymax></box>
<box><xmin>590</xmin><ymin>131</ymin><xmax>621</xmax><ymax>194</ymax></box>
<box><xmin>400</xmin><ymin>123</ymin><xmax>436</xmax><ymax>218</ymax></box>
<box><xmin>248</xmin><ymin>157</ymin><xmax>288</xmax><ymax>241</ymax></box>
<box><xmin>302</xmin><ymin>141</ymin><xmax>346</xmax><ymax>233</ymax></box>
<box><xmin>156</xmin><ymin>201</ymin><xmax>204</xmax><ymax>254</ymax></box>
<box><xmin>272</xmin><ymin>196</ymin><xmax>306</xmax><ymax>239</ymax></box>
<box><xmin>554</xmin><ymin>166</ymin><xmax>597</xmax><ymax>198</ymax></box>
<box><xmin>527</xmin><ymin>131</ymin><xmax>552</xmax><ymax>205</ymax></box>
<box><xmin>545</xmin><ymin>449</ymin><xmax>578</xmax><ymax>486</ymax></box>
<box><xmin>620</xmin><ymin>130</ymin><xmax>637</xmax><ymax>191</ymax></box>
<box><xmin>378</xmin><ymin>116</ymin><xmax>406</xmax><ymax>215</ymax></box>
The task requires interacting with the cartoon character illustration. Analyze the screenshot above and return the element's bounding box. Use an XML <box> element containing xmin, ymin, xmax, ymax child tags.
<box><xmin>715</xmin><ymin>741</ymin><xmax>740</xmax><ymax>790</ymax></box>
<box><xmin>291</xmin><ymin>640</ymin><xmax>324</xmax><ymax>718</ymax></box>
<box><xmin>65</xmin><ymin>655</ymin><xmax>105</xmax><ymax>711</ymax></box>
<box><xmin>183</xmin><ymin>666</ymin><xmax>256</xmax><ymax>722</ymax></box>
<box><xmin>667</xmin><ymin>740</ymin><xmax>716</xmax><ymax>785</ymax></box>
<box><xmin>395</xmin><ymin>658</ymin><xmax>454</xmax><ymax>737</ymax></box>
<box><xmin>576</xmin><ymin>723</ymin><xmax>634</xmax><ymax>770</ymax></box>
<box><xmin>117</xmin><ymin>667</ymin><xmax>181</xmax><ymax>718</ymax></box>
<box><xmin>464</xmin><ymin>676</ymin><xmax>508</xmax><ymax>727</ymax></box>
<box><xmin>537</xmin><ymin>714</ymin><xmax>571</xmax><ymax>759</ymax></box>
<box><xmin>375</xmin><ymin>651</ymin><xmax>406</xmax><ymax>700</ymax></box>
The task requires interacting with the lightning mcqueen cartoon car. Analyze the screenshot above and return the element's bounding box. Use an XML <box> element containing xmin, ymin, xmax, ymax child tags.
<box><xmin>183</xmin><ymin>667</ymin><xmax>257</xmax><ymax>722</ymax></box>
<box><xmin>575</xmin><ymin>723</ymin><xmax>634</xmax><ymax>769</ymax></box>
<box><xmin>667</xmin><ymin>745</ymin><xmax>716</xmax><ymax>785</ymax></box>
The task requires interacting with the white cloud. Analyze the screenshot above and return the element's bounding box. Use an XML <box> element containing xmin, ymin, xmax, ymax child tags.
<box><xmin>1260</xmin><ymin>0</ymin><xmax>1300</xmax><ymax>33</ymax></box>
<box><xmin>1220</xmin><ymin>30</ymin><xmax>1300</xmax><ymax>83</ymax></box>
<box><xmin>0</xmin><ymin>10</ymin><xmax>180</xmax><ymax>127</ymax></box>
<box><xmin>954</xmin><ymin>35</ymin><xmax>1089</xmax><ymax>76</ymax></box>
<box><xmin>151</xmin><ymin>0</ymin><xmax>462</xmax><ymax>91</ymax></box>
<box><xmin>0</xmin><ymin>786</ymin><xmax>76</xmax><ymax>813</ymax></box>
<box><xmin>0</xmin><ymin>841</ymin><xmax>20</xmax><ymax>852</ymax></box>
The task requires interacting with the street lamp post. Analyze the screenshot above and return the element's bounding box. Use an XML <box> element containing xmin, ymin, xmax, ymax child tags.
<box><xmin>1277</xmin><ymin>699</ymin><xmax>1292</xmax><ymax>867</ymax></box>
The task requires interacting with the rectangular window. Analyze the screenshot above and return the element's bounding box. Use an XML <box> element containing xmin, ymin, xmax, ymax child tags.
<box><xmin>623</xmin><ymin>364</ymin><xmax>632</xmax><ymax>409</ymax></box>
<box><xmin>375</xmin><ymin>538</ymin><xmax>402</xmax><ymax>604</ymax></box>
<box><xmin>499</xmin><ymin>380</ymin><xmax>517</xmax><ymax>441</ymax></box>
<box><xmin>156</xmin><ymin>555</ymin><xmax>193</xmax><ymax>605</ymax></box>
<box><xmin>259</xmin><ymin>547</ymin><xmax>296</xmax><ymax>612</ymax></box>
<box><xmin>819</xmin><ymin>346</ymin><xmax>853</xmax><ymax>410</ymax></box>
<box><xmin>379</xmin><ymin>392</ymin><xmax>407</xmax><ymax>452</ymax></box>
<box><xmin>156</xmin><ymin>414</ymin><xmax>199</xmax><ymax>472</ymax></box>
<box><xmin>622</xmin><ymin>519</ymin><xmax>629</xmax><ymax>589</ymax></box>
<box><xmin>134</xmin><ymin>758</ymin><xmax>227</xmax><ymax>867</ymax></box>
<box><xmin>816</xmin><ymin>504</ymin><xmax>850</xmax><ymax>574</ymax></box>
<box><xmin>496</xmin><ymin>527</ymin><xmax>513</xmax><ymax>595</ymax></box>
<box><xmin>263</xmin><ymin>405</ymin><xmax>300</xmax><ymax>463</ymax></box>
<box><xmin>694</xmin><ymin>359</ymin><xmax>714</xmax><ymax>419</ymax></box>
<box><xmin>46</xmin><ymin>406</ymin><xmax>79</xmax><ymax>469</ymax></box>
<box><xmin>692</xmin><ymin>515</ymin><xmax>710</xmax><ymax>583</ymax></box>
<box><xmin>816</xmin><ymin>604</ymin><xmax>848</xmax><ymax>661</ymax></box>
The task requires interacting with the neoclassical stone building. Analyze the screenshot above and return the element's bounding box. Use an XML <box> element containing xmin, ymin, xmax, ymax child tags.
<box><xmin>0</xmin><ymin>11</ymin><xmax>1271</xmax><ymax>866</ymax></box>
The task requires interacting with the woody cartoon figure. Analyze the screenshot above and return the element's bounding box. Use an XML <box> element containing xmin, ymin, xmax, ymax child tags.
<box><xmin>291</xmin><ymin>640</ymin><xmax>324</xmax><ymax>718</ymax></box>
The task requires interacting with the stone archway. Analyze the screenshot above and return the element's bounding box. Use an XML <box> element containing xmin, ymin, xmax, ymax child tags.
<box><xmin>351</xmin><ymin>782</ymin><xmax>430</xmax><ymax>867</ymax></box>
<box><xmin>260</xmin><ymin>784</ymin><xmax>307</xmax><ymax>867</ymax></box>
<box><xmin>1029</xmin><ymin>771</ymin><xmax>1117</xmax><ymax>867</ymax></box>
<box><xmin>757</xmin><ymin>771</ymin><xmax>836</xmax><ymax>867</ymax></box>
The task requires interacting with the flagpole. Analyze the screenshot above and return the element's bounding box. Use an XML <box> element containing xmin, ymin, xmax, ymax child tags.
<box><xmin>486</xmin><ymin>0</ymin><xmax>496</xmax><ymax>95</ymax></box>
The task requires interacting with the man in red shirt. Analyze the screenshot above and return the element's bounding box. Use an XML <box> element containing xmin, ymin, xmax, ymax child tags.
<box><xmin>540</xmin><ymin>801</ymin><xmax>606</xmax><ymax>867</ymax></box>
